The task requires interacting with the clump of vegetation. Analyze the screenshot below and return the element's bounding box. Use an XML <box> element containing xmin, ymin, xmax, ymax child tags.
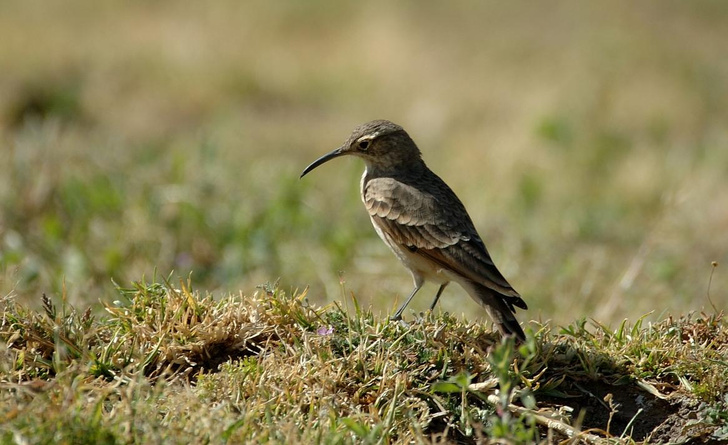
<box><xmin>2</xmin><ymin>278</ymin><xmax>726</xmax><ymax>443</ymax></box>
<box><xmin>2</xmin><ymin>2</ymin><xmax>728</xmax><ymax>329</ymax></box>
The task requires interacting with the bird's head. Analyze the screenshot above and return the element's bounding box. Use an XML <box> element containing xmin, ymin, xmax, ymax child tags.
<box><xmin>300</xmin><ymin>120</ymin><xmax>423</xmax><ymax>178</ymax></box>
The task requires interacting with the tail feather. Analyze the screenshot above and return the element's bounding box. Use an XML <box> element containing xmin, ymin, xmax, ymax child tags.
<box><xmin>493</xmin><ymin>308</ymin><xmax>526</xmax><ymax>342</ymax></box>
<box><xmin>503</xmin><ymin>294</ymin><xmax>528</xmax><ymax>312</ymax></box>
<box><xmin>471</xmin><ymin>283</ymin><xmax>526</xmax><ymax>342</ymax></box>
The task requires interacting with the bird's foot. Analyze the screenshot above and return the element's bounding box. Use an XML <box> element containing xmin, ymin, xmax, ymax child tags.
<box><xmin>388</xmin><ymin>315</ymin><xmax>411</xmax><ymax>327</ymax></box>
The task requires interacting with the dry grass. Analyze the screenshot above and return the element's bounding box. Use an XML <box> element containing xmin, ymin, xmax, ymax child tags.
<box><xmin>2</xmin><ymin>279</ymin><xmax>727</xmax><ymax>443</ymax></box>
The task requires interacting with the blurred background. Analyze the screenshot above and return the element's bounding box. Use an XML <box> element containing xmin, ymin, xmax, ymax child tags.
<box><xmin>1</xmin><ymin>1</ymin><xmax>726</xmax><ymax>327</ymax></box>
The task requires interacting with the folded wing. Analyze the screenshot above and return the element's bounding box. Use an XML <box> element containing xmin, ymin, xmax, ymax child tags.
<box><xmin>363</xmin><ymin>175</ymin><xmax>526</xmax><ymax>311</ymax></box>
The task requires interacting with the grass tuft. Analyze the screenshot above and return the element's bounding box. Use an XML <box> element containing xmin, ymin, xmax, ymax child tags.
<box><xmin>2</xmin><ymin>277</ymin><xmax>727</xmax><ymax>443</ymax></box>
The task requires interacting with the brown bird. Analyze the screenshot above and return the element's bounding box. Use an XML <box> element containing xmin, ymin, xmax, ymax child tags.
<box><xmin>301</xmin><ymin>120</ymin><xmax>527</xmax><ymax>340</ymax></box>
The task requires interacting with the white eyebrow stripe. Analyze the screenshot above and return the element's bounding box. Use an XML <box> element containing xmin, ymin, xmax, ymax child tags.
<box><xmin>359</xmin><ymin>132</ymin><xmax>380</xmax><ymax>142</ymax></box>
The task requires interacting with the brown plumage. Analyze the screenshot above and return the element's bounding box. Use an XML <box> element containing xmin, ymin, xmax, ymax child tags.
<box><xmin>301</xmin><ymin>120</ymin><xmax>527</xmax><ymax>340</ymax></box>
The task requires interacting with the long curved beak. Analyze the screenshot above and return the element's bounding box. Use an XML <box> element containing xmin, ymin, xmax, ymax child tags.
<box><xmin>300</xmin><ymin>146</ymin><xmax>345</xmax><ymax>178</ymax></box>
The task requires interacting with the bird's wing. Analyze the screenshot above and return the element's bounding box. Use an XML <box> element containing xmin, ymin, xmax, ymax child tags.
<box><xmin>364</xmin><ymin>176</ymin><xmax>523</xmax><ymax>301</ymax></box>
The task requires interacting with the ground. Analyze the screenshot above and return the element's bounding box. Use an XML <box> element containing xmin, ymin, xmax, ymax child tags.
<box><xmin>2</xmin><ymin>282</ymin><xmax>726</xmax><ymax>443</ymax></box>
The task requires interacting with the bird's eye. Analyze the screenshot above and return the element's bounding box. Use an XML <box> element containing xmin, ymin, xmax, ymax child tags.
<box><xmin>358</xmin><ymin>140</ymin><xmax>370</xmax><ymax>150</ymax></box>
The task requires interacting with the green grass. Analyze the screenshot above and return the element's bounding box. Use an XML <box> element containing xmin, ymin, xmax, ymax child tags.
<box><xmin>1</xmin><ymin>279</ymin><xmax>726</xmax><ymax>443</ymax></box>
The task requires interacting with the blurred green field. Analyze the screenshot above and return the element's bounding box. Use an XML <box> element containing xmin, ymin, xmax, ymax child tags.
<box><xmin>1</xmin><ymin>1</ymin><xmax>726</xmax><ymax>327</ymax></box>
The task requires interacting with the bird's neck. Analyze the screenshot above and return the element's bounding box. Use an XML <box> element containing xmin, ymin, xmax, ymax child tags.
<box><xmin>363</xmin><ymin>158</ymin><xmax>427</xmax><ymax>180</ymax></box>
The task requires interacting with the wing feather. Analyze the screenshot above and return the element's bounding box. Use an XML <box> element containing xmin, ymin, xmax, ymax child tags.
<box><xmin>363</xmin><ymin>175</ymin><xmax>522</xmax><ymax>299</ymax></box>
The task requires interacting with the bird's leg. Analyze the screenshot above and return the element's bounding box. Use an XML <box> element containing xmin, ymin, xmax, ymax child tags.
<box><xmin>429</xmin><ymin>283</ymin><xmax>448</xmax><ymax>311</ymax></box>
<box><xmin>390</xmin><ymin>284</ymin><xmax>422</xmax><ymax>321</ymax></box>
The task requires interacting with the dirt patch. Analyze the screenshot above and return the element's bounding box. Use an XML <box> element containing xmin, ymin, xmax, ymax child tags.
<box><xmin>539</xmin><ymin>380</ymin><xmax>671</xmax><ymax>440</ymax></box>
<box><xmin>648</xmin><ymin>397</ymin><xmax>724</xmax><ymax>444</ymax></box>
<box><xmin>538</xmin><ymin>379</ymin><xmax>720</xmax><ymax>443</ymax></box>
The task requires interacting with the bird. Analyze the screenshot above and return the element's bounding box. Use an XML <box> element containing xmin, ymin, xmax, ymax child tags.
<box><xmin>300</xmin><ymin>120</ymin><xmax>527</xmax><ymax>340</ymax></box>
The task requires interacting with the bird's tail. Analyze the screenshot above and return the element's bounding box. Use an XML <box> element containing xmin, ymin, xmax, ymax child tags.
<box><xmin>471</xmin><ymin>283</ymin><xmax>526</xmax><ymax>342</ymax></box>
